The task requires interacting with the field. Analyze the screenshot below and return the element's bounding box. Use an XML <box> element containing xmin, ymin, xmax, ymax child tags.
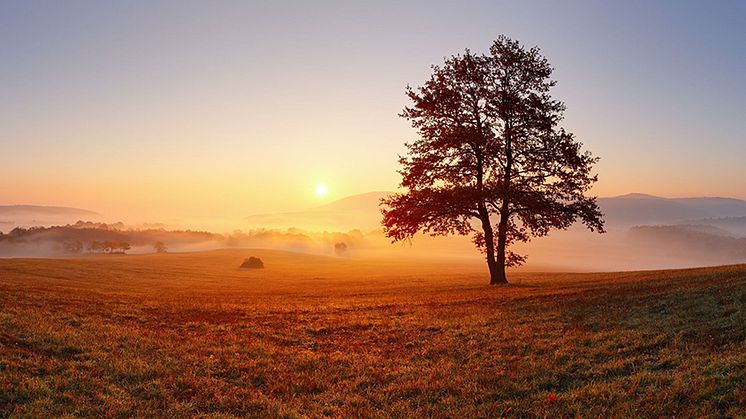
<box><xmin>1</xmin><ymin>249</ymin><xmax>745</xmax><ymax>417</ymax></box>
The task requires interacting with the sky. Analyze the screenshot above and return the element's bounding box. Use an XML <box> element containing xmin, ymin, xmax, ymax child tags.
<box><xmin>1</xmin><ymin>0</ymin><xmax>745</xmax><ymax>224</ymax></box>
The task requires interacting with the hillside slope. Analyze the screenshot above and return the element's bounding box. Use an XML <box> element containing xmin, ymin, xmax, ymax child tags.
<box><xmin>598</xmin><ymin>194</ymin><xmax>746</xmax><ymax>227</ymax></box>
<box><xmin>244</xmin><ymin>191</ymin><xmax>746</xmax><ymax>231</ymax></box>
<box><xmin>0</xmin><ymin>205</ymin><xmax>100</xmax><ymax>231</ymax></box>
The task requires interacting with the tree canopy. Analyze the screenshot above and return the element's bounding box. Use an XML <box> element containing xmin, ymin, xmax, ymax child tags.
<box><xmin>382</xmin><ymin>35</ymin><xmax>604</xmax><ymax>284</ymax></box>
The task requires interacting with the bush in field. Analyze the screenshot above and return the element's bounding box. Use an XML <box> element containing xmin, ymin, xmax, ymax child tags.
<box><xmin>154</xmin><ymin>241</ymin><xmax>168</xmax><ymax>253</ymax></box>
<box><xmin>334</xmin><ymin>242</ymin><xmax>348</xmax><ymax>256</ymax></box>
<box><xmin>240</xmin><ymin>257</ymin><xmax>264</xmax><ymax>269</ymax></box>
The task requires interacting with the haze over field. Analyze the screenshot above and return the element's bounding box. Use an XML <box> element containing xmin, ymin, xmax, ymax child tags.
<box><xmin>4</xmin><ymin>191</ymin><xmax>746</xmax><ymax>272</ymax></box>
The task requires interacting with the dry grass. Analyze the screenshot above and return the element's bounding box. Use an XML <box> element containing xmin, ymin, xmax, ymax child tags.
<box><xmin>1</xmin><ymin>249</ymin><xmax>745</xmax><ymax>417</ymax></box>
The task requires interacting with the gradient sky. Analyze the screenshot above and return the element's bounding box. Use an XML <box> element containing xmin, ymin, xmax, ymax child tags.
<box><xmin>1</xmin><ymin>1</ymin><xmax>745</xmax><ymax>224</ymax></box>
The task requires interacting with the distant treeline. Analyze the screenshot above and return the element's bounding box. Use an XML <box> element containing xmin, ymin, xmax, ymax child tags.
<box><xmin>0</xmin><ymin>221</ymin><xmax>222</xmax><ymax>256</ymax></box>
<box><xmin>682</xmin><ymin>216</ymin><xmax>746</xmax><ymax>237</ymax></box>
<box><xmin>62</xmin><ymin>239</ymin><xmax>131</xmax><ymax>254</ymax></box>
<box><xmin>0</xmin><ymin>221</ymin><xmax>369</xmax><ymax>257</ymax></box>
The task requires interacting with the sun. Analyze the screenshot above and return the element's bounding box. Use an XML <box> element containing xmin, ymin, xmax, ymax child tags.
<box><xmin>315</xmin><ymin>183</ymin><xmax>328</xmax><ymax>198</ymax></box>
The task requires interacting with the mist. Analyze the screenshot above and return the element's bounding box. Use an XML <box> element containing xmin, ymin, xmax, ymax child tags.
<box><xmin>3</xmin><ymin>191</ymin><xmax>746</xmax><ymax>273</ymax></box>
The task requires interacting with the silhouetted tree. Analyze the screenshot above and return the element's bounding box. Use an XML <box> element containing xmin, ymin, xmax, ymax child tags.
<box><xmin>88</xmin><ymin>240</ymin><xmax>103</xmax><ymax>253</ymax></box>
<box><xmin>153</xmin><ymin>241</ymin><xmax>167</xmax><ymax>253</ymax></box>
<box><xmin>104</xmin><ymin>240</ymin><xmax>118</xmax><ymax>254</ymax></box>
<box><xmin>382</xmin><ymin>36</ymin><xmax>604</xmax><ymax>284</ymax></box>
<box><xmin>240</xmin><ymin>257</ymin><xmax>264</xmax><ymax>269</ymax></box>
<box><xmin>118</xmin><ymin>241</ymin><xmax>131</xmax><ymax>254</ymax></box>
<box><xmin>334</xmin><ymin>242</ymin><xmax>348</xmax><ymax>256</ymax></box>
<box><xmin>8</xmin><ymin>227</ymin><xmax>27</xmax><ymax>238</ymax></box>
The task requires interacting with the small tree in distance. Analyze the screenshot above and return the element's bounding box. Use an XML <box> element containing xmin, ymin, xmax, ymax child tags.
<box><xmin>88</xmin><ymin>240</ymin><xmax>103</xmax><ymax>254</ymax></box>
<box><xmin>334</xmin><ymin>242</ymin><xmax>348</xmax><ymax>256</ymax></box>
<box><xmin>382</xmin><ymin>35</ymin><xmax>604</xmax><ymax>285</ymax></box>
<box><xmin>103</xmin><ymin>240</ymin><xmax>118</xmax><ymax>254</ymax></box>
<box><xmin>118</xmin><ymin>241</ymin><xmax>131</xmax><ymax>254</ymax></box>
<box><xmin>154</xmin><ymin>241</ymin><xmax>168</xmax><ymax>253</ymax></box>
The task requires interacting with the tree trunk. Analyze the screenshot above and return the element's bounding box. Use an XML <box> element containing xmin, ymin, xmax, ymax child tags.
<box><xmin>478</xmin><ymin>208</ymin><xmax>504</xmax><ymax>285</ymax></box>
<box><xmin>494</xmin><ymin>207</ymin><xmax>510</xmax><ymax>284</ymax></box>
<box><xmin>494</xmin><ymin>125</ymin><xmax>513</xmax><ymax>285</ymax></box>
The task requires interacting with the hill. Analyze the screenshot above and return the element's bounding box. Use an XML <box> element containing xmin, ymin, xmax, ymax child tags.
<box><xmin>0</xmin><ymin>249</ymin><xmax>744</xmax><ymax>416</ymax></box>
<box><xmin>682</xmin><ymin>216</ymin><xmax>746</xmax><ymax>236</ymax></box>
<box><xmin>0</xmin><ymin>205</ymin><xmax>99</xmax><ymax>216</ymax></box>
<box><xmin>244</xmin><ymin>191</ymin><xmax>746</xmax><ymax>232</ymax></box>
<box><xmin>245</xmin><ymin>191</ymin><xmax>391</xmax><ymax>230</ymax></box>
<box><xmin>0</xmin><ymin>205</ymin><xmax>100</xmax><ymax>231</ymax></box>
<box><xmin>0</xmin><ymin>222</ymin><xmax>222</xmax><ymax>257</ymax></box>
<box><xmin>598</xmin><ymin>194</ymin><xmax>746</xmax><ymax>227</ymax></box>
<box><xmin>628</xmin><ymin>224</ymin><xmax>746</xmax><ymax>263</ymax></box>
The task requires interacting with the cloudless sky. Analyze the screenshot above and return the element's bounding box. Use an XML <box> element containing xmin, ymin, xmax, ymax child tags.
<box><xmin>1</xmin><ymin>0</ymin><xmax>744</xmax><ymax>224</ymax></box>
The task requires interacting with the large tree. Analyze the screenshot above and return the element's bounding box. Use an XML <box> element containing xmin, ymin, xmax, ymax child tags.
<box><xmin>382</xmin><ymin>36</ymin><xmax>604</xmax><ymax>284</ymax></box>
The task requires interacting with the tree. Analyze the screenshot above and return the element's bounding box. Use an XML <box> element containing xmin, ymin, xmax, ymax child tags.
<box><xmin>117</xmin><ymin>241</ymin><xmax>131</xmax><ymax>254</ymax></box>
<box><xmin>153</xmin><ymin>241</ymin><xmax>167</xmax><ymax>253</ymax></box>
<box><xmin>382</xmin><ymin>36</ymin><xmax>604</xmax><ymax>284</ymax></box>
<box><xmin>334</xmin><ymin>242</ymin><xmax>348</xmax><ymax>256</ymax></box>
<box><xmin>88</xmin><ymin>240</ymin><xmax>103</xmax><ymax>254</ymax></box>
<box><xmin>104</xmin><ymin>240</ymin><xmax>118</xmax><ymax>254</ymax></box>
<box><xmin>240</xmin><ymin>257</ymin><xmax>264</xmax><ymax>269</ymax></box>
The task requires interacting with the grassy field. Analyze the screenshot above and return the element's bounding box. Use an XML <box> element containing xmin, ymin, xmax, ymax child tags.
<box><xmin>1</xmin><ymin>249</ymin><xmax>745</xmax><ymax>417</ymax></box>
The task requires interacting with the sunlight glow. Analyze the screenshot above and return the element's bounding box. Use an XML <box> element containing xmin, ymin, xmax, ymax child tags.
<box><xmin>315</xmin><ymin>183</ymin><xmax>328</xmax><ymax>198</ymax></box>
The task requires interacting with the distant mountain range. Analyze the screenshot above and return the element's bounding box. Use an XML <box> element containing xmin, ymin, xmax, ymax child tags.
<box><xmin>680</xmin><ymin>216</ymin><xmax>746</xmax><ymax>236</ymax></box>
<box><xmin>245</xmin><ymin>191</ymin><xmax>746</xmax><ymax>232</ymax></box>
<box><xmin>598</xmin><ymin>193</ymin><xmax>746</xmax><ymax>227</ymax></box>
<box><xmin>0</xmin><ymin>205</ymin><xmax>99</xmax><ymax>216</ymax></box>
<box><xmin>4</xmin><ymin>195</ymin><xmax>746</xmax><ymax>269</ymax></box>
<box><xmin>0</xmin><ymin>205</ymin><xmax>100</xmax><ymax>231</ymax></box>
<box><xmin>7</xmin><ymin>193</ymin><xmax>746</xmax><ymax>238</ymax></box>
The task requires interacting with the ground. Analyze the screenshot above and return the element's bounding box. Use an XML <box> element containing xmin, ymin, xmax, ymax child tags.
<box><xmin>1</xmin><ymin>249</ymin><xmax>745</xmax><ymax>417</ymax></box>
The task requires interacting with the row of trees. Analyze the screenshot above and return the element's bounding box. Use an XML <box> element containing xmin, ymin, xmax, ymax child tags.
<box><xmin>62</xmin><ymin>240</ymin><xmax>132</xmax><ymax>254</ymax></box>
<box><xmin>62</xmin><ymin>240</ymin><xmax>168</xmax><ymax>254</ymax></box>
<box><xmin>89</xmin><ymin>240</ymin><xmax>131</xmax><ymax>254</ymax></box>
<box><xmin>61</xmin><ymin>240</ymin><xmax>129</xmax><ymax>254</ymax></box>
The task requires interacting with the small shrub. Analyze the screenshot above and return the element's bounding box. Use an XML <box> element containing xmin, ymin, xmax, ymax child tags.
<box><xmin>334</xmin><ymin>242</ymin><xmax>348</xmax><ymax>256</ymax></box>
<box><xmin>240</xmin><ymin>257</ymin><xmax>264</xmax><ymax>269</ymax></box>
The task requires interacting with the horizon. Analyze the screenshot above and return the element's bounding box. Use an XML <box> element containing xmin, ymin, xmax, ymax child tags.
<box><xmin>8</xmin><ymin>189</ymin><xmax>746</xmax><ymax>216</ymax></box>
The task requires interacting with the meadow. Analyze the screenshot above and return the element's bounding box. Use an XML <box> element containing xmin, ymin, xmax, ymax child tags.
<box><xmin>1</xmin><ymin>249</ymin><xmax>745</xmax><ymax>417</ymax></box>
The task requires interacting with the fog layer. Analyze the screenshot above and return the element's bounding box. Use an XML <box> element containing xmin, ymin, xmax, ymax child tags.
<box><xmin>3</xmin><ymin>192</ymin><xmax>746</xmax><ymax>272</ymax></box>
